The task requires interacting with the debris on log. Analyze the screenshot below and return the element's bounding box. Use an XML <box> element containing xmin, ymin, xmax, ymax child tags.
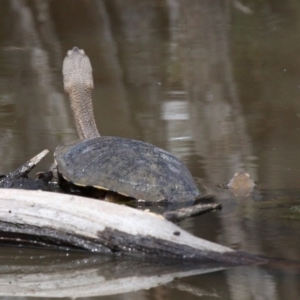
<box><xmin>10</xmin><ymin>149</ymin><xmax>49</xmax><ymax>179</ymax></box>
<box><xmin>0</xmin><ymin>150</ymin><xmax>56</xmax><ymax>191</ymax></box>
<box><xmin>0</xmin><ymin>189</ymin><xmax>266</xmax><ymax>265</ymax></box>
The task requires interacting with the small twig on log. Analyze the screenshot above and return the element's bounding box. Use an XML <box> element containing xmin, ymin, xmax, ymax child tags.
<box><xmin>9</xmin><ymin>149</ymin><xmax>49</xmax><ymax>179</ymax></box>
<box><xmin>163</xmin><ymin>203</ymin><xmax>221</xmax><ymax>222</ymax></box>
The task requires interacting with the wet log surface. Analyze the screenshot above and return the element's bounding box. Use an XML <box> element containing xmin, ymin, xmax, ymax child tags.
<box><xmin>0</xmin><ymin>189</ymin><xmax>266</xmax><ymax>265</ymax></box>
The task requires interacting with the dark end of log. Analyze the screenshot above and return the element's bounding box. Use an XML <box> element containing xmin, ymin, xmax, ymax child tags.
<box><xmin>0</xmin><ymin>220</ymin><xmax>266</xmax><ymax>266</ymax></box>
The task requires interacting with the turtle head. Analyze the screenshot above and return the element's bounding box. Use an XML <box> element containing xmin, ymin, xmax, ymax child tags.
<box><xmin>63</xmin><ymin>47</ymin><xmax>94</xmax><ymax>94</ymax></box>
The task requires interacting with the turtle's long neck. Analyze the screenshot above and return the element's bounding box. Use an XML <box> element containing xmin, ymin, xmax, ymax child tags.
<box><xmin>63</xmin><ymin>47</ymin><xmax>100</xmax><ymax>140</ymax></box>
<box><xmin>68</xmin><ymin>83</ymin><xmax>100</xmax><ymax>139</ymax></box>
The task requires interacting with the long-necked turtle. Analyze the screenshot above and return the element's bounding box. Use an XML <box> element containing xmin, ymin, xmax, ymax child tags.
<box><xmin>54</xmin><ymin>47</ymin><xmax>203</xmax><ymax>203</ymax></box>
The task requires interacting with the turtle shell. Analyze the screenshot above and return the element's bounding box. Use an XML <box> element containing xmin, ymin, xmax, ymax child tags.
<box><xmin>54</xmin><ymin>137</ymin><xmax>202</xmax><ymax>203</ymax></box>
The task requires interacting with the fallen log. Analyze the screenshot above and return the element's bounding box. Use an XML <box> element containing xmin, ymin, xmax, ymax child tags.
<box><xmin>0</xmin><ymin>189</ymin><xmax>265</xmax><ymax>265</ymax></box>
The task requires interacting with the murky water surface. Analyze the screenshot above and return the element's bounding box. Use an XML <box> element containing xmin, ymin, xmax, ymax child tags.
<box><xmin>1</xmin><ymin>0</ymin><xmax>300</xmax><ymax>299</ymax></box>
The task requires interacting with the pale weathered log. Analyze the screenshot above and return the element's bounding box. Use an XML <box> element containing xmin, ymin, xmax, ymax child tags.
<box><xmin>0</xmin><ymin>189</ymin><xmax>265</xmax><ymax>264</ymax></box>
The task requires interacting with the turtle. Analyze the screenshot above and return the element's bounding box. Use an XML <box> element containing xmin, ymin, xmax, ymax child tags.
<box><xmin>54</xmin><ymin>47</ymin><xmax>204</xmax><ymax>204</ymax></box>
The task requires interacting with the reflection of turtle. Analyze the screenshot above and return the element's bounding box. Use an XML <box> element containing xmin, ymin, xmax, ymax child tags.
<box><xmin>55</xmin><ymin>47</ymin><xmax>203</xmax><ymax>203</ymax></box>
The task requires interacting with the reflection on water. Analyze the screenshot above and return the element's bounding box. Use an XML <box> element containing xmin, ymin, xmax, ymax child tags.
<box><xmin>1</xmin><ymin>0</ymin><xmax>300</xmax><ymax>299</ymax></box>
<box><xmin>0</xmin><ymin>248</ymin><xmax>234</xmax><ymax>298</ymax></box>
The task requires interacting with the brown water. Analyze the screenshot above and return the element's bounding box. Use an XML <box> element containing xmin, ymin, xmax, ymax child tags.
<box><xmin>1</xmin><ymin>0</ymin><xmax>300</xmax><ymax>299</ymax></box>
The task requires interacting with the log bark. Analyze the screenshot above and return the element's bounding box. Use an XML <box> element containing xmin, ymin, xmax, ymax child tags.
<box><xmin>0</xmin><ymin>189</ymin><xmax>265</xmax><ymax>264</ymax></box>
